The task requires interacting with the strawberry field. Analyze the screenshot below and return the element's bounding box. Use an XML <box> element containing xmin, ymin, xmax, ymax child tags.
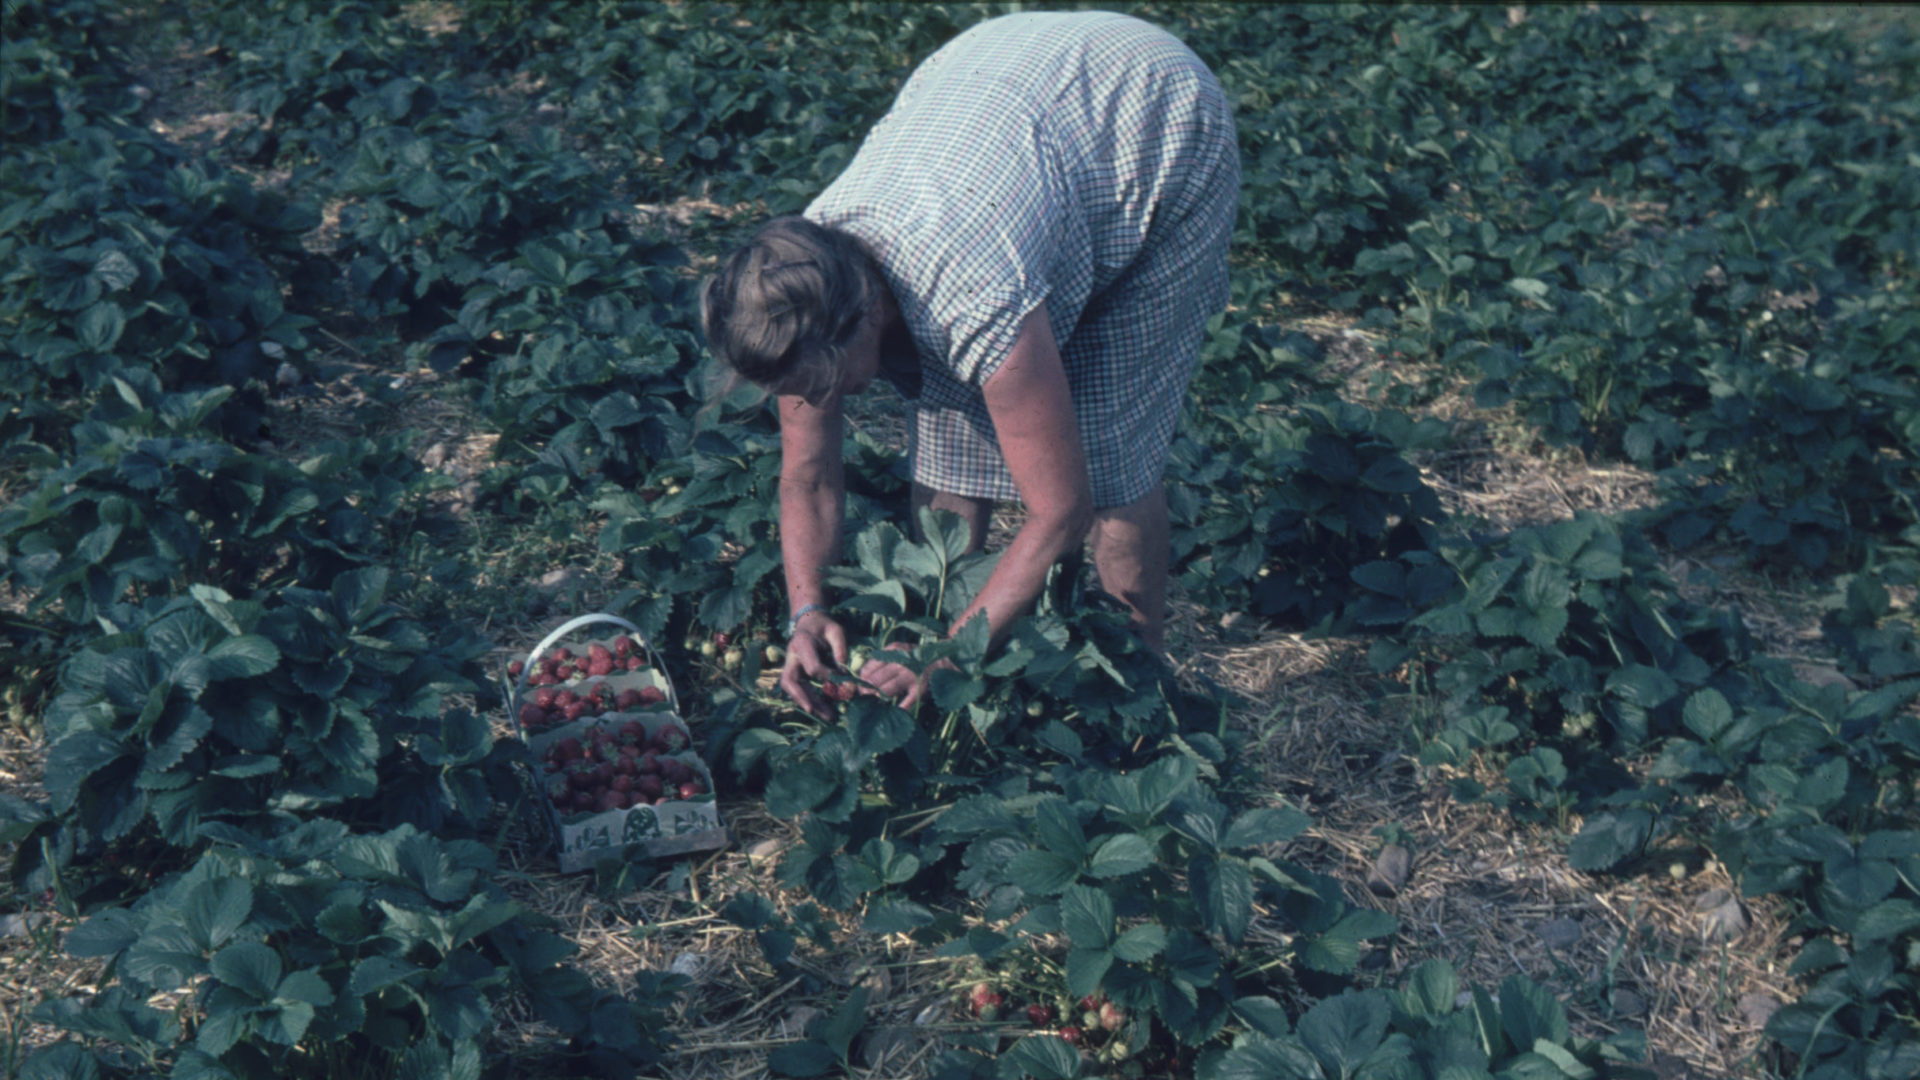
<box><xmin>4</xmin><ymin>2</ymin><xmax>1919</xmax><ymax>1078</ymax></box>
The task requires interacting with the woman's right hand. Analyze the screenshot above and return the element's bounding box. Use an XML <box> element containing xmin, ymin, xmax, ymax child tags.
<box><xmin>780</xmin><ymin>612</ymin><xmax>849</xmax><ymax>718</ymax></box>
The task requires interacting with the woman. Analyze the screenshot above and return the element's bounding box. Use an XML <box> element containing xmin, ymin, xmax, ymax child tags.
<box><xmin>701</xmin><ymin>11</ymin><xmax>1238</xmax><ymax>716</ymax></box>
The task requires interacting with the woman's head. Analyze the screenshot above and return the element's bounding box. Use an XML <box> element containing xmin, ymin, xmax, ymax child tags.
<box><xmin>701</xmin><ymin>216</ymin><xmax>881</xmax><ymax>403</ymax></box>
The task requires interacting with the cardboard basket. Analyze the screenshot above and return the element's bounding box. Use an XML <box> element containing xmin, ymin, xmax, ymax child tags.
<box><xmin>508</xmin><ymin>614</ymin><xmax>728</xmax><ymax>873</ymax></box>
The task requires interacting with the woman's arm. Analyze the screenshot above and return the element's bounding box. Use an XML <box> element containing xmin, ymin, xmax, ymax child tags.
<box><xmin>869</xmin><ymin>302</ymin><xmax>1094</xmax><ymax>709</ymax></box>
<box><xmin>776</xmin><ymin>392</ymin><xmax>852</xmax><ymax>715</ymax></box>
<box><xmin>951</xmin><ymin>301</ymin><xmax>1095</xmax><ymax>642</ymax></box>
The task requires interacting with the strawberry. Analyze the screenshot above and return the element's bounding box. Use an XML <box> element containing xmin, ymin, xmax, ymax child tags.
<box><xmin>554</xmin><ymin>647</ymin><xmax>573</xmax><ymax>661</ymax></box>
<box><xmin>588</xmin><ymin>643</ymin><xmax>612</xmax><ymax>666</ymax></box>
<box><xmin>1099</xmin><ymin>1001</ymin><xmax>1125</xmax><ymax>1031</ymax></box>
<box><xmin>534</xmin><ymin>687</ymin><xmax>558</xmax><ymax>708</ymax></box>
<box><xmin>589</xmin><ymin>657</ymin><xmax>614</xmax><ymax>677</ymax></box>
<box><xmin>518</xmin><ymin>704</ymin><xmax>545</xmax><ymax>728</ymax></box>
<box><xmin>508</xmin><ymin>659</ymin><xmax>525</xmax><ymax>678</ymax></box>
<box><xmin>555</xmin><ymin>737</ymin><xmax>583</xmax><ymax>762</ymax></box>
<box><xmin>613</xmin><ymin>635</ymin><xmax>634</xmax><ymax>657</ymax></box>
<box><xmin>624</xmin><ymin>656</ymin><xmax>643</xmax><ymax>671</ymax></box>
<box><xmin>677</xmin><ymin>780</ymin><xmax>703</xmax><ymax>800</ymax></box>
<box><xmin>1026</xmin><ymin>1004</ymin><xmax>1055</xmax><ymax>1027</ymax></box>
<box><xmin>1059</xmin><ymin>1026</ymin><xmax>1083</xmax><ymax>1046</ymax></box>
<box><xmin>637</xmin><ymin>775</ymin><xmax>663</xmax><ymax>799</ymax></box>
<box><xmin>968</xmin><ymin>983</ymin><xmax>1002</xmax><ymax>1018</ymax></box>
<box><xmin>636</xmin><ymin>685</ymin><xmax>665</xmax><ymax>706</ymax></box>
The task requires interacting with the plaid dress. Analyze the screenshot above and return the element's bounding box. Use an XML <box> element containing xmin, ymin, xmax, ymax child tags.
<box><xmin>805</xmin><ymin>11</ymin><xmax>1239</xmax><ymax>508</ymax></box>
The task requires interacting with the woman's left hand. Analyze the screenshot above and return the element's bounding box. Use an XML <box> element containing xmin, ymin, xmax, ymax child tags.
<box><xmin>859</xmin><ymin>642</ymin><xmax>957</xmax><ymax>712</ymax></box>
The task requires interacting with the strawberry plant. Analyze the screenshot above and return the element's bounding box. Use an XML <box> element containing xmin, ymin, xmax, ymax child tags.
<box><xmin>1171</xmin><ymin>398</ymin><xmax>1449</xmax><ymax>630</ymax></box>
<box><xmin>26</xmin><ymin>823</ymin><xmax>682</xmax><ymax>1078</ymax></box>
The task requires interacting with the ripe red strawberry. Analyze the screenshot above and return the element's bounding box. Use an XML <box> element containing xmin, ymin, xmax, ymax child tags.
<box><xmin>1058</xmin><ymin>1026</ymin><xmax>1083</xmax><ymax>1046</ymax></box>
<box><xmin>555</xmin><ymin>737</ymin><xmax>583</xmax><ymax>762</ymax></box>
<box><xmin>620</xmin><ymin>721</ymin><xmax>645</xmax><ymax>741</ymax></box>
<box><xmin>533</xmin><ymin>687</ymin><xmax>558</xmax><ymax>708</ymax></box>
<box><xmin>637</xmin><ymin>776</ymin><xmax>663</xmax><ymax>799</ymax></box>
<box><xmin>657</xmin><ymin>727</ymin><xmax>688</xmax><ymax>752</ymax></box>
<box><xmin>554</xmin><ymin>647</ymin><xmax>573</xmax><ymax>661</ymax></box>
<box><xmin>662</xmin><ymin>759</ymin><xmax>691</xmax><ymax>785</ymax></box>
<box><xmin>713</xmin><ymin>632</ymin><xmax>730</xmax><ymax>648</ymax></box>
<box><xmin>508</xmin><ymin>659</ymin><xmax>525</xmax><ymax>678</ymax></box>
<box><xmin>624</xmin><ymin>656</ymin><xmax>643</xmax><ymax>671</ymax></box>
<box><xmin>589</xmin><ymin>657</ymin><xmax>614</xmax><ymax>677</ymax></box>
<box><xmin>1026</xmin><ymin>1004</ymin><xmax>1055</xmax><ymax>1027</ymax></box>
<box><xmin>613</xmin><ymin>635</ymin><xmax>634</xmax><ymax>657</ymax></box>
<box><xmin>518</xmin><ymin>704</ymin><xmax>545</xmax><ymax>727</ymax></box>
<box><xmin>638</xmin><ymin>752</ymin><xmax>661</xmax><ymax>775</ymax></box>
<box><xmin>572</xmin><ymin>790</ymin><xmax>596</xmax><ymax>812</ymax></box>
<box><xmin>563</xmin><ymin>702</ymin><xmax>588</xmax><ymax>722</ymax></box>
<box><xmin>636</xmin><ymin>685</ymin><xmax>665</xmax><ymax>706</ymax></box>
<box><xmin>589</xmin><ymin>643</ymin><xmax>612</xmax><ymax>665</ymax></box>
<box><xmin>1099</xmin><ymin>1001</ymin><xmax>1125</xmax><ymax>1031</ymax></box>
<box><xmin>616</xmin><ymin>689</ymin><xmax>642</xmax><ymax>711</ymax></box>
<box><xmin>677</xmin><ymin>780</ymin><xmax>703</xmax><ymax>800</ymax></box>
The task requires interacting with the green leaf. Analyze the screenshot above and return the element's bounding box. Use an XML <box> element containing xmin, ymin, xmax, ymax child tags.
<box><xmin>1007</xmin><ymin>849</ymin><xmax>1079</xmax><ymax>895</ymax></box>
<box><xmin>997</xmin><ymin>1034</ymin><xmax>1081</xmax><ymax>1080</ymax></box>
<box><xmin>348</xmin><ymin>956</ymin><xmax>421</xmax><ymax>996</ymax></box>
<box><xmin>205</xmin><ymin>636</ymin><xmax>281</xmax><ymax>681</ymax></box>
<box><xmin>1059</xmin><ymin>885</ymin><xmax>1113</xmax><ymax>949</ymax></box>
<box><xmin>77</xmin><ymin>301</ymin><xmax>126</xmax><ymax>352</ymax></box>
<box><xmin>1507</xmin><ymin>277</ymin><xmax>1551</xmax><ymax>301</ymax></box>
<box><xmin>767</xmin><ymin>1043</ymin><xmax>839</xmax><ymax>1077</ymax></box>
<box><xmin>1604</xmin><ymin>665</ymin><xmax>1679</xmax><ymax>709</ymax></box>
<box><xmin>1111</xmin><ymin>923</ymin><xmax>1168</xmax><ymax>963</ymax></box>
<box><xmin>1566</xmin><ymin>810</ymin><xmax>1652</xmax><ymax>872</ymax></box>
<box><xmin>181</xmin><ymin>877</ymin><xmax>253</xmax><ymax>953</ymax></box>
<box><xmin>817</xmin><ymin>986</ymin><xmax>869</xmax><ymax>1061</ymax></box>
<box><xmin>1197</xmin><ymin>855</ymin><xmax>1255</xmax><ymax>943</ymax></box>
<box><xmin>863</xmin><ymin>901</ymin><xmax>934</xmax><ymax>935</ymax></box>
<box><xmin>1498</xmin><ymin>976</ymin><xmax>1569</xmax><ymax>1051</ymax></box>
<box><xmin>1681</xmin><ymin>688</ymin><xmax>1734</xmax><ymax>742</ymax></box>
<box><xmin>1086</xmin><ymin>833</ymin><xmax>1155</xmax><ymax>878</ymax></box>
<box><xmin>209</xmin><ymin>942</ymin><xmax>281</xmax><ymax>1000</ymax></box>
<box><xmin>1395</xmin><ymin>960</ymin><xmax>1458</xmax><ymax>1018</ymax></box>
<box><xmin>1852</xmin><ymin>900</ymin><xmax>1920</xmax><ymax>943</ymax></box>
<box><xmin>1210</xmin><ymin>1036</ymin><xmax>1325</xmax><ymax>1080</ymax></box>
<box><xmin>276</xmin><ymin>970</ymin><xmax>334</xmax><ymax>1007</ymax></box>
<box><xmin>65</xmin><ymin>909</ymin><xmax>141</xmax><ymax>959</ymax></box>
<box><xmin>1065</xmin><ymin>947</ymin><xmax>1113</xmax><ymax>1001</ymax></box>
<box><xmin>1232</xmin><ymin>996</ymin><xmax>1293</xmax><ymax>1038</ymax></box>
<box><xmin>1298</xmin><ymin>990</ymin><xmax>1391</xmax><ymax>1079</ymax></box>
<box><xmin>1223</xmin><ymin>806</ymin><xmax>1313</xmax><ymax>850</ymax></box>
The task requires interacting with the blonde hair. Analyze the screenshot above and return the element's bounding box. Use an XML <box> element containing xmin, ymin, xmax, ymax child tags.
<box><xmin>700</xmin><ymin>216</ymin><xmax>880</xmax><ymax>403</ymax></box>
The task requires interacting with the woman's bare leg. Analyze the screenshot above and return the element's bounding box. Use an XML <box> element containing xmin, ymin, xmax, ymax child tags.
<box><xmin>1088</xmin><ymin>484</ymin><xmax>1169</xmax><ymax>651</ymax></box>
<box><xmin>910</xmin><ymin>483</ymin><xmax>993</xmax><ymax>553</ymax></box>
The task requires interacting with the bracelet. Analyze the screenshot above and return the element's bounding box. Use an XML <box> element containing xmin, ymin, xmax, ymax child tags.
<box><xmin>785</xmin><ymin>603</ymin><xmax>829</xmax><ymax>638</ymax></box>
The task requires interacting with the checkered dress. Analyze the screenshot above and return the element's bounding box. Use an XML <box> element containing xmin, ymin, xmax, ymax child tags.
<box><xmin>805</xmin><ymin>11</ymin><xmax>1239</xmax><ymax>508</ymax></box>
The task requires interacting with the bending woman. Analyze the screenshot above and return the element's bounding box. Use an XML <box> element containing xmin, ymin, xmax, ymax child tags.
<box><xmin>701</xmin><ymin>11</ymin><xmax>1238</xmax><ymax>715</ymax></box>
